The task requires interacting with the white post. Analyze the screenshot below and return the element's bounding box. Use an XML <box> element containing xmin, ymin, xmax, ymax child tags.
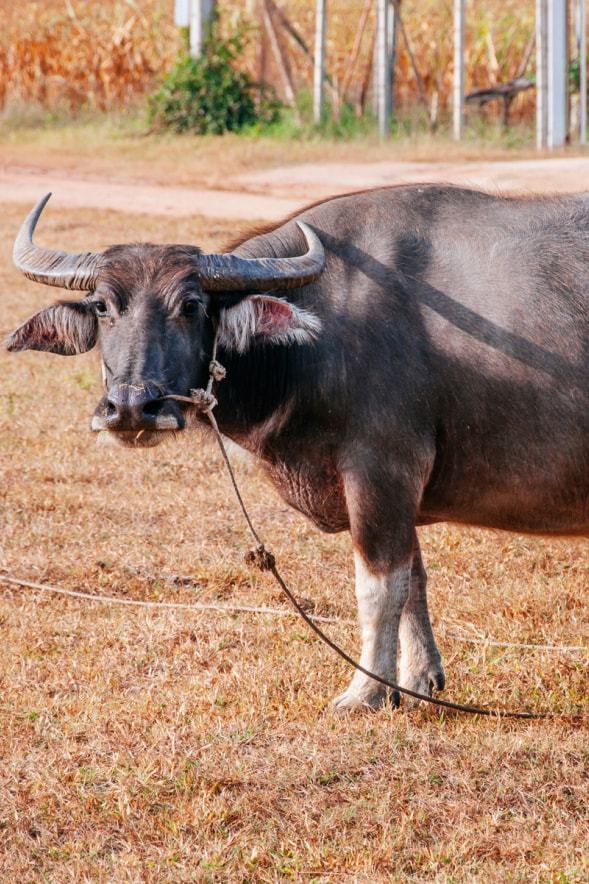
<box><xmin>578</xmin><ymin>0</ymin><xmax>587</xmax><ymax>144</ymax></box>
<box><xmin>547</xmin><ymin>0</ymin><xmax>568</xmax><ymax>148</ymax></box>
<box><xmin>189</xmin><ymin>0</ymin><xmax>215</xmax><ymax>58</ymax></box>
<box><xmin>376</xmin><ymin>0</ymin><xmax>392</xmax><ymax>137</ymax></box>
<box><xmin>536</xmin><ymin>0</ymin><xmax>548</xmax><ymax>149</ymax></box>
<box><xmin>453</xmin><ymin>0</ymin><xmax>465</xmax><ymax>140</ymax></box>
<box><xmin>174</xmin><ymin>0</ymin><xmax>190</xmax><ymax>27</ymax></box>
<box><xmin>313</xmin><ymin>0</ymin><xmax>327</xmax><ymax>124</ymax></box>
<box><xmin>387</xmin><ymin>1</ymin><xmax>397</xmax><ymax>122</ymax></box>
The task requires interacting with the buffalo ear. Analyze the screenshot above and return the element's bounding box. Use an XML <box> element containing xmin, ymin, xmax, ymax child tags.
<box><xmin>218</xmin><ymin>294</ymin><xmax>322</xmax><ymax>353</ymax></box>
<box><xmin>5</xmin><ymin>300</ymin><xmax>98</xmax><ymax>356</ymax></box>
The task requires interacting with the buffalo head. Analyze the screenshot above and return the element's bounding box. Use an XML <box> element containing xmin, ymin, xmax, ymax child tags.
<box><xmin>6</xmin><ymin>194</ymin><xmax>324</xmax><ymax>447</ymax></box>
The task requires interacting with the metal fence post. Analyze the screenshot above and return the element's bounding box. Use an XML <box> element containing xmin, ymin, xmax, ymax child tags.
<box><xmin>453</xmin><ymin>0</ymin><xmax>465</xmax><ymax>140</ymax></box>
<box><xmin>536</xmin><ymin>0</ymin><xmax>548</xmax><ymax>149</ymax></box>
<box><xmin>547</xmin><ymin>0</ymin><xmax>568</xmax><ymax>148</ymax></box>
<box><xmin>313</xmin><ymin>0</ymin><xmax>327</xmax><ymax>124</ymax></box>
<box><xmin>577</xmin><ymin>0</ymin><xmax>587</xmax><ymax>143</ymax></box>
<box><xmin>376</xmin><ymin>0</ymin><xmax>395</xmax><ymax>137</ymax></box>
<box><xmin>189</xmin><ymin>0</ymin><xmax>216</xmax><ymax>58</ymax></box>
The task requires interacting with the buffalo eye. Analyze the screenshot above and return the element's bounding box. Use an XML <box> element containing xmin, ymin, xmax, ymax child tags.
<box><xmin>93</xmin><ymin>299</ymin><xmax>109</xmax><ymax>317</ymax></box>
<box><xmin>181</xmin><ymin>298</ymin><xmax>202</xmax><ymax>318</ymax></box>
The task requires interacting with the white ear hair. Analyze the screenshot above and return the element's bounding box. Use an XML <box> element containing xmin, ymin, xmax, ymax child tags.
<box><xmin>218</xmin><ymin>295</ymin><xmax>322</xmax><ymax>353</ymax></box>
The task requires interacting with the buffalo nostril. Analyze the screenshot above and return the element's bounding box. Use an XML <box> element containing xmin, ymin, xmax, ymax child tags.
<box><xmin>101</xmin><ymin>385</ymin><xmax>180</xmax><ymax>430</ymax></box>
<box><xmin>141</xmin><ymin>400</ymin><xmax>162</xmax><ymax>418</ymax></box>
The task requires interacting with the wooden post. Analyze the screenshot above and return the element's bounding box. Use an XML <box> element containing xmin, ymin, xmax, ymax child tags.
<box><xmin>257</xmin><ymin>0</ymin><xmax>269</xmax><ymax>88</ymax></box>
<box><xmin>376</xmin><ymin>0</ymin><xmax>394</xmax><ymax>137</ymax></box>
<box><xmin>340</xmin><ymin>0</ymin><xmax>372</xmax><ymax>111</ymax></box>
<box><xmin>577</xmin><ymin>0</ymin><xmax>587</xmax><ymax>144</ymax></box>
<box><xmin>313</xmin><ymin>0</ymin><xmax>327</xmax><ymax>124</ymax></box>
<box><xmin>536</xmin><ymin>0</ymin><xmax>548</xmax><ymax>148</ymax></box>
<box><xmin>453</xmin><ymin>0</ymin><xmax>465</xmax><ymax>140</ymax></box>
<box><xmin>262</xmin><ymin>0</ymin><xmax>298</xmax><ymax>111</ymax></box>
<box><xmin>361</xmin><ymin>29</ymin><xmax>376</xmax><ymax>117</ymax></box>
<box><xmin>189</xmin><ymin>0</ymin><xmax>215</xmax><ymax>58</ymax></box>
<box><xmin>547</xmin><ymin>0</ymin><xmax>568</xmax><ymax>148</ymax></box>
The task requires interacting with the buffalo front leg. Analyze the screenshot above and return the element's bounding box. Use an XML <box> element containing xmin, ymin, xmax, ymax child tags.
<box><xmin>398</xmin><ymin>536</ymin><xmax>445</xmax><ymax>698</ymax></box>
<box><xmin>333</xmin><ymin>469</ymin><xmax>417</xmax><ymax>712</ymax></box>
<box><xmin>333</xmin><ymin>551</ymin><xmax>412</xmax><ymax>711</ymax></box>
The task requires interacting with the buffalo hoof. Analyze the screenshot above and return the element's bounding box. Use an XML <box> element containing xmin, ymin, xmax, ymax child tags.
<box><xmin>332</xmin><ymin>685</ymin><xmax>400</xmax><ymax>713</ymax></box>
<box><xmin>399</xmin><ymin>663</ymin><xmax>445</xmax><ymax>704</ymax></box>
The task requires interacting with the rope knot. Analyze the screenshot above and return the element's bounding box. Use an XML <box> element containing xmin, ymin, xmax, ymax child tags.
<box><xmin>209</xmin><ymin>359</ymin><xmax>227</xmax><ymax>382</ymax></box>
<box><xmin>244</xmin><ymin>544</ymin><xmax>276</xmax><ymax>572</ymax></box>
<box><xmin>188</xmin><ymin>388</ymin><xmax>218</xmax><ymax>413</ymax></box>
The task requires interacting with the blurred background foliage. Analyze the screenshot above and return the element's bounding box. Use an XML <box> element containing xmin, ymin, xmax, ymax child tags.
<box><xmin>148</xmin><ymin>28</ymin><xmax>281</xmax><ymax>133</ymax></box>
<box><xmin>0</xmin><ymin>0</ymin><xmax>539</xmax><ymax>131</ymax></box>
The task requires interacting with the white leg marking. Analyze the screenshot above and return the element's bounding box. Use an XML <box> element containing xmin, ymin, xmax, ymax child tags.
<box><xmin>399</xmin><ymin>551</ymin><xmax>445</xmax><ymax>699</ymax></box>
<box><xmin>333</xmin><ymin>552</ymin><xmax>411</xmax><ymax>712</ymax></box>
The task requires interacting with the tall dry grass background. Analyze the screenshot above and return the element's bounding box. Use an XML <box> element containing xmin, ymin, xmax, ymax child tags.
<box><xmin>0</xmin><ymin>0</ymin><xmax>536</xmax><ymax>123</ymax></box>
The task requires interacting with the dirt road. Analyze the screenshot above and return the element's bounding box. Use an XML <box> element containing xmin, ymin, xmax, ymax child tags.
<box><xmin>1</xmin><ymin>155</ymin><xmax>589</xmax><ymax>220</ymax></box>
<box><xmin>0</xmin><ymin>166</ymin><xmax>300</xmax><ymax>221</ymax></box>
<box><xmin>234</xmin><ymin>156</ymin><xmax>589</xmax><ymax>201</ymax></box>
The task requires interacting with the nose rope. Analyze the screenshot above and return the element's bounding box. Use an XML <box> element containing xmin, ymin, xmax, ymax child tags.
<box><xmin>161</xmin><ymin>330</ymin><xmax>226</xmax><ymax>415</ymax></box>
<box><xmin>162</xmin><ymin>331</ymin><xmax>586</xmax><ymax>723</ymax></box>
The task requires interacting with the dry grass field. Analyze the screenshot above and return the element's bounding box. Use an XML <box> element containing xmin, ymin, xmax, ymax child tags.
<box><xmin>0</xmin><ymin>116</ymin><xmax>557</xmax><ymax>193</ymax></box>
<box><xmin>0</xmin><ymin>200</ymin><xmax>588</xmax><ymax>881</ymax></box>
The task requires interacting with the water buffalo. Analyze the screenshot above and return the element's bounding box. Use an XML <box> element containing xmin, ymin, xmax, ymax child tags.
<box><xmin>7</xmin><ymin>186</ymin><xmax>589</xmax><ymax>711</ymax></box>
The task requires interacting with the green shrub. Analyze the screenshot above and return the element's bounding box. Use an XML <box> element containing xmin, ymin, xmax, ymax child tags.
<box><xmin>148</xmin><ymin>29</ymin><xmax>281</xmax><ymax>135</ymax></box>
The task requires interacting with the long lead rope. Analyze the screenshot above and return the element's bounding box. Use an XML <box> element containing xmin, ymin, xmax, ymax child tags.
<box><xmin>163</xmin><ymin>348</ymin><xmax>587</xmax><ymax>723</ymax></box>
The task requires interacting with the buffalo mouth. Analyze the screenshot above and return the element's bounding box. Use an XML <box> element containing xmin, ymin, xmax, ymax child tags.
<box><xmin>91</xmin><ymin>393</ymin><xmax>186</xmax><ymax>448</ymax></box>
<box><xmin>93</xmin><ymin>427</ymin><xmax>176</xmax><ymax>448</ymax></box>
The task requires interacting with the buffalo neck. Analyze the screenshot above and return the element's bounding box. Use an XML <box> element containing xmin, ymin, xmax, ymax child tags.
<box><xmin>211</xmin><ymin>338</ymin><xmax>324</xmax><ymax>452</ymax></box>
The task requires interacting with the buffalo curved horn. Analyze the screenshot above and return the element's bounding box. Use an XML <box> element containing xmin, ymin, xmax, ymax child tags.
<box><xmin>198</xmin><ymin>221</ymin><xmax>325</xmax><ymax>293</ymax></box>
<box><xmin>13</xmin><ymin>193</ymin><xmax>102</xmax><ymax>290</ymax></box>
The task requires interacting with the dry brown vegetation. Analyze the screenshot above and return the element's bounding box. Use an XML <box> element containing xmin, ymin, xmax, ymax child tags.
<box><xmin>0</xmin><ymin>201</ymin><xmax>588</xmax><ymax>880</ymax></box>
<box><xmin>0</xmin><ymin>0</ymin><xmax>536</xmax><ymax>123</ymax></box>
<box><xmin>0</xmin><ymin>1</ymin><xmax>178</xmax><ymax>114</ymax></box>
